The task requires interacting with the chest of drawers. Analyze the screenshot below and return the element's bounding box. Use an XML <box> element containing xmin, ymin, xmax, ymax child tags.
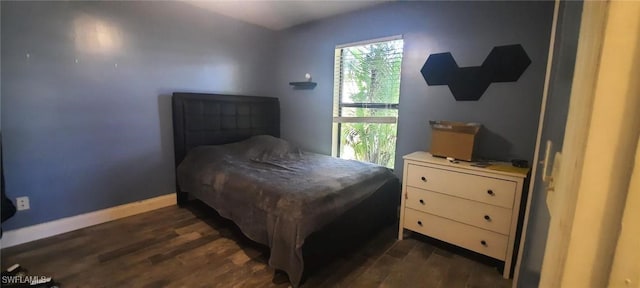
<box><xmin>398</xmin><ymin>151</ymin><xmax>528</xmax><ymax>279</ymax></box>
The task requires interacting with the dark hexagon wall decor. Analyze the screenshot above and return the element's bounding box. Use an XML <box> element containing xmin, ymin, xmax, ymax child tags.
<box><xmin>421</xmin><ymin>52</ymin><xmax>457</xmax><ymax>85</ymax></box>
<box><xmin>448</xmin><ymin>67</ymin><xmax>493</xmax><ymax>101</ymax></box>
<box><xmin>420</xmin><ymin>44</ymin><xmax>531</xmax><ymax>101</ymax></box>
<box><xmin>483</xmin><ymin>45</ymin><xmax>532</xmax><ymax>82</ymax></box>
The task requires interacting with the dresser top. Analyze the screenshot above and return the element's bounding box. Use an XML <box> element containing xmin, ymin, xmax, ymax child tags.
<box><xmin>403</xmin><ymin>151</ymin><xmax>529</xmax><ymax>178</ymax></box>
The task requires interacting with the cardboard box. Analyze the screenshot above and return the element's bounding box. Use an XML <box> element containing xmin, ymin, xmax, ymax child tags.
<box><xmin>429</xmin><ymin>121</ymin><xmax>481</xmax><ymax>161</ymax></box>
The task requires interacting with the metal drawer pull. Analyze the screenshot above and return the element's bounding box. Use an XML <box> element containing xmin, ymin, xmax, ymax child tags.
<box><xmin>417</xmin><ymin>220</ymin><xmax>423</xmax><ymax>226</ymax></box>
<box><xmin>484</xmin><ymin>215</ymin><xmax>491</xmax><ymax>221</ymax></box>
<box><xmin>481</xmin><ymin>240</ymin><xmax>487</xmax><ymax>246</ymax></box>
<box><xmin>487</xmin><ymin>189</ymin><xmax>495</xmax><ymax>196</ymax></box>
<box><xmin>421</xmin><ymin>176</ymin><xmax>427</xmax><ymax>182</ymax></box>
<box><xmin>419</xmin><ymin>199</ymin><xmax>425</xmax><ymax>205</ymax></box>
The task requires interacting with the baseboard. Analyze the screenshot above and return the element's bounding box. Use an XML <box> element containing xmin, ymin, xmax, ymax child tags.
<box><xmin>0</xmin><ymin>194</ymin><xmax>177</xmax><ymax>249</ymax></box>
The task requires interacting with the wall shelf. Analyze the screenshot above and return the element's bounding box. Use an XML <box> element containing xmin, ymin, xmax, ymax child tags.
<box><xmin>289</xmin><ymin>81</ymin><xmax>317</xmax><ymax>89</ymax></box>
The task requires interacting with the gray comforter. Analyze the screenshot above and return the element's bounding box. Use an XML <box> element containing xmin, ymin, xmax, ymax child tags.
<box><xmin>176</xmin><ymin>135</ymin><xmax>397</xmax><ymax>286</ymax></box>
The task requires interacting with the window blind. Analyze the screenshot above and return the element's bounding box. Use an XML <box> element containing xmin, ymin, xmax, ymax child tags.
<box><xmin>332</xmin><ymin>38</ymin><xmax>404</xmax><ymax>123</ymax></box>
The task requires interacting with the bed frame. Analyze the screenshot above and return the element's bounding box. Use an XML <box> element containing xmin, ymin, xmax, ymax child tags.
<box><xmin>171</xmin><ymin>92</ymin><xmax>399</xmax><ymax>284</ymax></box>
<box><xmin>172</xmin><ymin>92</ymin><xmax>280</xmax><ymax>205</ymax></box>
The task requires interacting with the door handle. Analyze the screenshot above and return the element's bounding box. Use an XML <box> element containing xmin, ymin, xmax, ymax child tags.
<box><xmin>541</xmin><ymin>140</ymin><xmax>553</xmax><ymax>183</ymax></box>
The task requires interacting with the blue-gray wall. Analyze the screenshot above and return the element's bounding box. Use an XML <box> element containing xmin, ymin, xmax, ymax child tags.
<box><xmin>1</xmin><ymin>1</ymin><xmax>277</xmax><ymax>230</ymax></box>
<box><xmin>275</xmin><ymin>1</ymin><xmax>554</xmax><ymax>178</ymax></box>
<box><xmin>2</xmin><ymin>9</ymin><xmax>558</xmax><ymax>280</ymax></box>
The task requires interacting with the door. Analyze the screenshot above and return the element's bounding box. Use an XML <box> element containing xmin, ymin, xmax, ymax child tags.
<box><xmin>514</xmin><ymin>1</ymin><xmax>583</xmax><ymax>287</ymax></box>
<box><xmin>608</xmin><ymin>139</ymin><xmax>640</xmax><ymax>287</ymax></box>
<box><xmin>538</xmin><ymin>1</ymin><xmax>640</xmax><ymax>287</ymax></box>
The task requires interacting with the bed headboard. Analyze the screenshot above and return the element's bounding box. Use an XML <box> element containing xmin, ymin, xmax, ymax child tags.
<box><xmin>172</xmin><ymin>92</ymin><xmax>280</xmax><ymax>167</ymax></box>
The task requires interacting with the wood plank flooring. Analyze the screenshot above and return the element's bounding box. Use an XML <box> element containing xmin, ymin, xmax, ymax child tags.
<box><xmin>1</xmin><ymin>202</ymin><xmax>511</xmax><ymax>288</ymax></box>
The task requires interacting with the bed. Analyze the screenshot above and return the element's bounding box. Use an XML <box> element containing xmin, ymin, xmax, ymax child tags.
<box><xmin>172</xmin><ymin>92</ymin><xmax>400</xmax><ymax>287</ymax></box>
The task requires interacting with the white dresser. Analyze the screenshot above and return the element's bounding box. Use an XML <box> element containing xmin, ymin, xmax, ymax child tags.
<box><xmin>398</xmin><ymin>151</ymin><xmax>528</xmax><ymax>279</ymax></box>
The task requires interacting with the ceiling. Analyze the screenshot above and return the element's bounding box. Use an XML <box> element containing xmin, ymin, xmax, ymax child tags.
<box><xmin>185</xmin><ymin>0</ymin><xmax>390</xmax><ymax>31</ymax></box>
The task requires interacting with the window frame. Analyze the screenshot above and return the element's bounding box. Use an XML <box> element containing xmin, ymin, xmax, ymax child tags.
<box><xmin>331</xmin><ymin>35</ymin><xmax>404</xmax><ymax>164</ymax></box>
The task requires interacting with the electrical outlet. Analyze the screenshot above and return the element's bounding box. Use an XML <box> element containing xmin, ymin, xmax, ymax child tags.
<box><xmin>16</xmin><ymin>197</ymin><xmax>30</xmax><ymax>211</ymax></box>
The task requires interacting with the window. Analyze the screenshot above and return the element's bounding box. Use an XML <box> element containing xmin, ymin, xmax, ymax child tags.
<box><xmin>332</xmin><ymin>36</ymin><xmax>404</xmax><ymax>168</ymax></box>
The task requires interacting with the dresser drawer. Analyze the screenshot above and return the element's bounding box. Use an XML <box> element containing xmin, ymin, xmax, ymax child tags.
<box><xmin>404</xmin><ymin>209</ymin><xmax>508</xmax><ymax>260</ymax></box>
<box><xmin>406</xmin><ymin>164</ymin><xmax>516</xmax><ymax>208</ymax></box>
<box><xmin>405</xmin><ymin>187</ymin><xmax>513</xmax><ymax>235</ymax></box>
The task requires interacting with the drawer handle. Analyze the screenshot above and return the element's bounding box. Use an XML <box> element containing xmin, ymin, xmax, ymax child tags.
<box><xmin>419</xmin><ymin>199</ymin><xmax>425</xmax><ymax>205</ymax></box>
<box><xmin>487</xmin><ymin>189</ymin><xmax>495</xmax><ymax>196</ymax></box>
<box><xmin>481</xmin><ymin>240</ymin><xmax>487</xmax><ymax>247</ymax></box>
<box><xmin>484</xmin><ymin>215</ymin><xmax>491</xmax><ymax>221</ymax></box>
<box><xmin>417</xmin><ymin>220</ymin><xmax>423</xmax><ymax>226</ymax></box>
<box><xmin>420</xmin><ymin>176</ymin><xmax>427</xmax><ymax>182</ymax></box>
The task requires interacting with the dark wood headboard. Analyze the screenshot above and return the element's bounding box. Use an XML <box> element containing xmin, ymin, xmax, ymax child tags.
<box><xmin>172</xmin><ymin>92</ymin><xmax>280</xmax><ymax>168</ymax></box>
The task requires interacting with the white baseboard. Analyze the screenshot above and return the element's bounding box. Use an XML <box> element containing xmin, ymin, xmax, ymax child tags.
<box><xmin>0</xmin><ymin>194</ymin><xmax>177</xmax><ymax>249</ymax></box>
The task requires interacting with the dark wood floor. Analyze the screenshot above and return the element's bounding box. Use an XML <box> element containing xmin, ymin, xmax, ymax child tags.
<box><xmin>1</xmin><ymin>202</ymin><xmax>511</xmax><ymax>288</ymax></box>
